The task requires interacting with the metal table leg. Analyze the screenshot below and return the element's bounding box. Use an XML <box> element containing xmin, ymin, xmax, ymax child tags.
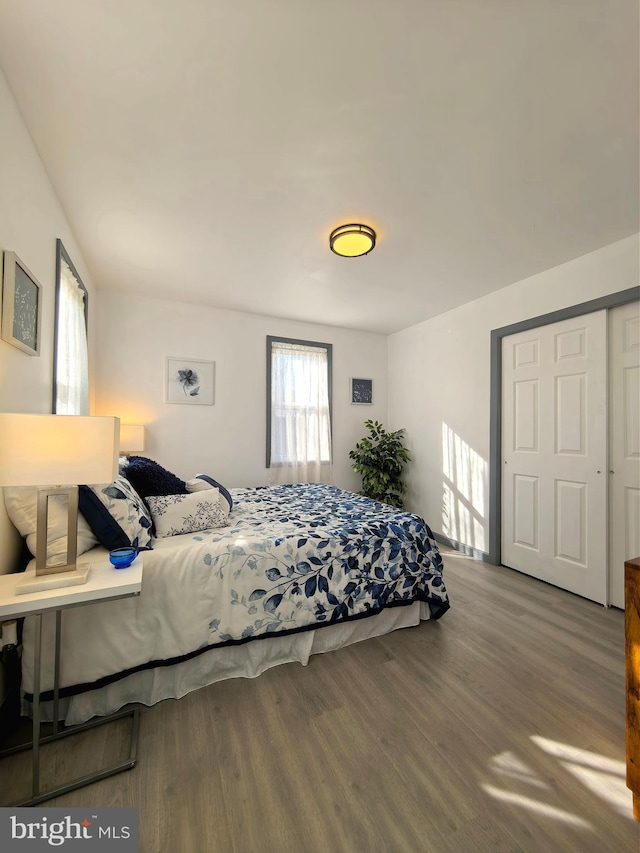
<box><xmin>31</xmin><ymin>613</ymin><xmax>41</xmax><ymax>801</ymax></box>
<box><xmin>0</xmin><ymin>608</ymin><xmax>140</xmax><ymax>807</ymax></box>
<box><xmin>52</xmin><ymin>609</ymin><xmax>61</xmax><ymax>736</ymax></box>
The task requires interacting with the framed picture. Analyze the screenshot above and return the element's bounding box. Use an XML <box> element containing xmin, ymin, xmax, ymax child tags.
<box><xmin>166</xmin><ymin>357</ymin><xmax>215</xmax><ymax>405</ymax></box>
<box><xmin>351</xmin><ymin>377</ymin><xmax>373</xmax><ymax>405</ymax></box>
<box><xmin>1</xmin><ymin>251</ymin><xmax>42</xmax><ymax>356</ymax></box>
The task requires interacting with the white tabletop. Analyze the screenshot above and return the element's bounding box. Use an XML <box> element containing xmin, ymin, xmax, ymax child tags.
<box><xmin>0</xmin><ymin>555</ymin><xmax>143</xmax><ymax>619</ymax></box>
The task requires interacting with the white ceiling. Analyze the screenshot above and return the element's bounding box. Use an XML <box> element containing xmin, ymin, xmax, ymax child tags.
<box><xmin>0</xmin><ymin>1</ymin><xmax>637</xmax><ymax>334</ymax></box>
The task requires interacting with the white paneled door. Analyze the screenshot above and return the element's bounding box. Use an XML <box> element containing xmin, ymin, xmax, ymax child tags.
<box><xmin>501</xmin><ymin>311</ymin><xmax>608</xmax><ymax>604</ymax></box>
<box><xmin>609</xmin><ymin>302</ymin><xmax>640</xmax><ymax>608</ymax></box>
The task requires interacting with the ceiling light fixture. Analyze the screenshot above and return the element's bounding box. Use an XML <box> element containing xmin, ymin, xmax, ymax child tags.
<box><xmin>329</xmin><ymin>223</ymin><xmax>376</xmax><ymax>258</ymax></box>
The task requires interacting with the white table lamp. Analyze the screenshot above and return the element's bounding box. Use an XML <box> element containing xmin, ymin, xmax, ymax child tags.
<box><xmin>119</xmin><ymin>424</ymin><xmax>145</xmax><ymax>456</ymax></box>
<box><xmin>0</xmin><ymin>414</ymin><xmax>119</xmax><ymax>593</ymax></box>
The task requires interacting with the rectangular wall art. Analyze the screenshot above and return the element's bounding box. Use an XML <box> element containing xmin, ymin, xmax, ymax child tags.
<box><xmin>350</xmin><ymin>377</ymin><xmax>373</xmax><ymax>405</ymax></box>
<box><xmin>165</xmin><ymin>357</ymin><xmax>215</xmax><ymax>405</ymax></box>
<box><xmin>1</xmin><ymin>251</ymin><xmax>42</xmax><ymax>356</ymax></box>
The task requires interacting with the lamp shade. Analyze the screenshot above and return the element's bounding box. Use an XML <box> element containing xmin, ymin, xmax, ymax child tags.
<box><xmin>0</xmin><ymin>414</ymin><xmax>119</xmax><ymax>486</ymax></box>
<box><xmin>329</xmin><ymin>224</ymin><xmax>376</xmax><ymax>257</ymax></box>
<box><xmin>119</xmin><ymin>424</ymin><xmax>145</xmax><ymax>454</ymax></box>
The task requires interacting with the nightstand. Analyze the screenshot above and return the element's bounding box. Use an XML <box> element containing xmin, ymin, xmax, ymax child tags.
<box><xmin>0</xmin><ymin>554</ymin><xmax>143</xmax><ymax>806</ymax></box>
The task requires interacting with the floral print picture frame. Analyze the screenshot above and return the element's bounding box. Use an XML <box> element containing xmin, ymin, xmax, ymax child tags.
<box><xmin>1</xmin><ymin>250</ymin><xmax>42</xmax><ymax>356</ymax></box>
<box><xmin>165</xmin><ymin>357</ymin><xmax>215</xmax><ymax>405</ymax></box>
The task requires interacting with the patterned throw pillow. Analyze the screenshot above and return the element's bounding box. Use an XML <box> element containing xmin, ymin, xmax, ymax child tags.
<box><xmin>79</xmin><ymin>475</ymin><xmax>153</xmax><ymax>550</ymax></box>
<box><xmin>185</xmin><ymin>474</ymin><xmax>233</xmax><ymax>512</ymax></box>
<box><xmin>147</xmin><ymin>489</ymin><xmax>229</xmax><ymax>537</ymax></box>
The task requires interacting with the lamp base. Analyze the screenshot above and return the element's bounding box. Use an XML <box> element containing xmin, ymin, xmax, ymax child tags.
<box><xmin>15</xmin><ymin>564</ymin><xmax>91</xmax><ymax>595</ymax></box>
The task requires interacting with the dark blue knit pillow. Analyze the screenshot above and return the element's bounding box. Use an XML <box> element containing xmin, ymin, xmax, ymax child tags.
<box><xmin>122</xmin><ymin>456</ymin><xmax>188</xmax><ymax>499</ymax></box>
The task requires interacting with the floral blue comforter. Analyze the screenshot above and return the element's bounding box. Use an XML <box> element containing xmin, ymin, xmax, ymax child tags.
<box><xmin>201</xmin><ymin>484</ymin><xmax>449</xmax><ymax>643</ymax></box>
<box><xmin>22</xmin><ymin>484</ymin><xmax>449</xmax><ymax>700</ymax></box>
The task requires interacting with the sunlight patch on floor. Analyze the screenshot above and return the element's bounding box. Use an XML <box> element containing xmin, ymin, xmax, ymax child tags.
<box><xmin>481</xmin><ymin>784</ymin><xmax>592</xmax><ymax>828</ymax></box>
<box><xmin>531</xmin><ymin>736</ymin><xmax>632</xmax><ymax>819</ymax></box>
<box><xmin>563</xmin><ymin>765</ymin><xmax>633</xmax><ymax>818</ymax></box>
<box><xmin>531</xmin><ymin>736</ymin><xmax>626</xmax><ymax>775</ymax></box>
<box><xmin>490</xmin><ymin>750</ymin><xmax>548</xmax><ymax>789</ymax></box>
<box><xmin>482</xmin><ymin>736</ymin><xmax>634</xmax><ymax>828</ymax></box>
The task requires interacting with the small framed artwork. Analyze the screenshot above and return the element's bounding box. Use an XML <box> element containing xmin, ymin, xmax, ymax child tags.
<box><xmin>351</xmin><ymin>377</ymin><xmax>373</xmax><ymax>405</ymax></box>
<box><xmin>1</xmin><ymin>251</ymin><xmax>43</xmax><ymax>356</ymax></box>
<box><xmin>166</xmin><ymin>357</ymin><xmax>215</xmax><ymax>405</ymax></box>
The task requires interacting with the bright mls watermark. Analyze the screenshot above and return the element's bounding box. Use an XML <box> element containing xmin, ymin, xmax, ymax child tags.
<box><xmin>0</xmin><ymin>808</ymin><xmax>138</xmax><ymax>850</ymax></box>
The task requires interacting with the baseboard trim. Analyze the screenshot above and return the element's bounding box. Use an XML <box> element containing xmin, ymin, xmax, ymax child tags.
<box><xmin>433</xmin><ymin>533</ymin><xmax>492</xmax><ymax>564</ymax></box>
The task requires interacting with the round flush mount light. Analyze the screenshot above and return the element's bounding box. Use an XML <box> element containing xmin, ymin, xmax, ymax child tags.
<box><xmin>329</xmin><ymin>223</ymin><xmax>376</xmax><ymax>258</ymax></box>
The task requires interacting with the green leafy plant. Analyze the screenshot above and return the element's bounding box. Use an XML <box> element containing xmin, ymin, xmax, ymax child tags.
<box><xmin>349</xmin><ymin>419</ymin><xmax>411</xmax><ymax>508</ymax></box>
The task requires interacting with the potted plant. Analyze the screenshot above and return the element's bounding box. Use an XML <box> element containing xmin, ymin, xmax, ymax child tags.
<box><xmin>349</xmin><ymin>419</ymin><xmax>411</xmax><ymax>508</ymax></box>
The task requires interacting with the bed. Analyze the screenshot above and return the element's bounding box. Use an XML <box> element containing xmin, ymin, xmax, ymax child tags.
<box><xmin>19</xmin><ymin>483</ymin><xmax>449</xmax><ymax>724</ymax></box>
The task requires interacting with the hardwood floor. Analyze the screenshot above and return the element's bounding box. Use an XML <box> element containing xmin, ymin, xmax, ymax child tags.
<box><xmin>2</xmin><ymin>545</ymin><xmax>638</xmax><ymax>852</ymax></box>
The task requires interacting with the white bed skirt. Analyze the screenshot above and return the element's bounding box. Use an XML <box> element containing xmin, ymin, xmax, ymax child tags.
<box><xmin>35</xmin><ymin>602</ymin><xmax>430</xmax><ymax>725</ymax></box>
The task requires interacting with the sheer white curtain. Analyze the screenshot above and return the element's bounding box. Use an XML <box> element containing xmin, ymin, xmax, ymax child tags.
<box><xmin>55</xmin><ymin>261</ymin><xmax>89</xmax><ymax>415</ymax></box>
<box><xmin>270</xmin><ymin>341</ymin><xmax>332</xmax><ymax>484</ymax></box>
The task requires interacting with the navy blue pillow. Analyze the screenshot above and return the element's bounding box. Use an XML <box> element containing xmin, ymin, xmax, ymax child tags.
<box><xmin>79</xmin><ymin>486</ymin><xmax>129</xmax><ymax>549</ymax></box>
<box><xmin>195</xmin><ymin>475</ymin><xmax>233</xmax><ymax>511</ymax></box>
<box><xmin>123</xmin><ymin>456</ymin><xmax>188</xmax><ymax>499</ymax></box>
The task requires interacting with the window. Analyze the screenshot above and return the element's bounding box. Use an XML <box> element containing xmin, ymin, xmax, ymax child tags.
<box><xmin>267</xmin><ymin>336</ymin><xmax>332</xmax><ymax>478</ymax></box>
<box><xmin>53</xmin><ymin>240</ymin><xmax>89</xmax><ymax>415</ymax></box>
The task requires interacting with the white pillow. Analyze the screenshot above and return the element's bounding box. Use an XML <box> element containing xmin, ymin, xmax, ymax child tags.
<box><xmin>185</xmin><ymin>475</ymin><xmax>233</xmax><ymax>513</ymax></box>
<box><xmin>147</xmin><ymin>489</ymin><xmax>229</xmax><ymax>537</ymax></box>
<box><xmin>4</xmin><ymin>486</ymin><xmax>99</xmax><ymax>565</ymax></box>
<box><xmin>184</xmin><ymin>478</ymin><xmax>212</xmax><ymax>493</ymax></box>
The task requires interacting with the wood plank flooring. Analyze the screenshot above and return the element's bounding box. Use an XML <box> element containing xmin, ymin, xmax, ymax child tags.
<box><xmin>2</xmin><ymin>546</ymin><xmax>638</xmax><ymax>852</ymax></box>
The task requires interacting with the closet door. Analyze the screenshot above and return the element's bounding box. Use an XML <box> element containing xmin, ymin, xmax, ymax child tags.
<box><xmin>501</xmin><ymin>311</ymin><xmax>608</xmax><ymax>603</ymax></box>
<box><xmin>609</xmin><ymin>301</ymin><xmax>640</xmax><ymax>608</ymax></box>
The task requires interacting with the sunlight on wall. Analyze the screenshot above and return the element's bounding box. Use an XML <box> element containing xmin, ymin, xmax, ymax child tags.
<box><xmin>442</xmin><ymin>423</ymin><xmax>488</xmax><ymax>550</ymax></box>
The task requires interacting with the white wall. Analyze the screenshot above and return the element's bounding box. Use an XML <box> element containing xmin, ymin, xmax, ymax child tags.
<box><xmin>388</xmin><ymin>233</ymin><xmax>640</xmax><ymax>554</ymax></box>
<box><xmin>1</xmin><ymin>38</ymin><xmax>636</xmax><ymax>569</ymax></box>
<box><xmin>94</xmin><ymin>293</ymin><xmax>388</xmax><ymax>491</ymax></box>
<box><xmin>0</xmin><ymin>67</ymin><xmax>98</xmax><ymax>572</ymax></box>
